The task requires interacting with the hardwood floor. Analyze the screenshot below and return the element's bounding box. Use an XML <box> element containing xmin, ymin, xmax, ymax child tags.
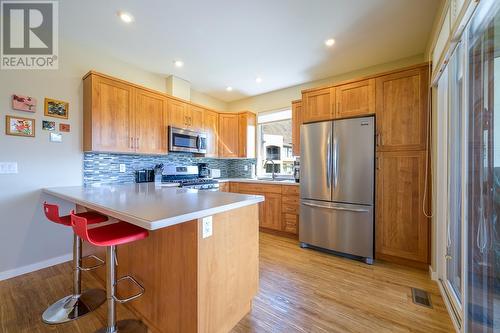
<box><xmin>0</xmin><ymin>232</ymin><xmax>453</xmax><ymax>333</ymax></box>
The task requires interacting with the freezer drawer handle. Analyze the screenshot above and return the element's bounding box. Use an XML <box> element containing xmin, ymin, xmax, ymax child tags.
<box><xmin>302</xmin><ymin>202</ymin><xmax>369</xmax><ymax>213</ymax></box>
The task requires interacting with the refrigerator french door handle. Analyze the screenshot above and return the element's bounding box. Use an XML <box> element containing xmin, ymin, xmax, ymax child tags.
<box><xmin>302</xmin><ymin>201</ymin><xmax>369</xmax><ymax>213</ymax></box>
<box><xmin>326</xmin><ymin>136</ymin><xmax>332</xmax><ymax>187</ymax></box>
<box><xmin>333</xmin><ymin>137</ymin><xmax>339</xmax><ymax>188</ymax></box>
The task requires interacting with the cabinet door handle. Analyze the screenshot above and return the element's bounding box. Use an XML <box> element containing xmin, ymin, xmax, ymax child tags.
<box><xmin>130</xmin><ymin>137</ymin><xmax>134</xmax><ymax>149</ymax></box>
<box><xmin>136</xmin><ymin>137</ymin><xmax>139</xmax><ymax>150</ymax></box>
<box><xmin>376</xmin><ymin>132</ymin><xmax>382</xmax><ymax>146</ymax></box>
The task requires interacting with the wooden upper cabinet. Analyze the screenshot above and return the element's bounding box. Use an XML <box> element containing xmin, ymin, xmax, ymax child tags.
<box><xmin>84</xmin><ymin>74</ymin><xmax>135</xmax><ymax>153</ymax></box>
<box><xmin>203</xmin><ymin>110</ymin><xmax>219</xmax><ymax>157</ymax></box>
<box><xmin>218</xmin><ymin>113</ymin><xmax>239</xmax><ymax>157</ymax></box>
<box><xmin>168</xmin><ymin>99</ymin><xmax>189</xmax><ymax>129</ymax></box>
<box><xmin>238</xmin><ymin>112</ymin><xmax>256</xmax><ymax>158</ymax></box>
<box><xmin>134</xmin><ymin>89</ymin><xmax>167</xmax><ymax>154</ymax></box>
<box><xmin>302</xmin><ymin>87</ymin><xmax>335</xmax><ymax>123</ymax></box>
<box><xmin>291</xmin><ymin>100</ymin><xmax>302</xmax><ymax>156</ymax></box>
<box><xmin>83</xmin><ymin>72</ymin><xmax>169</xmax><ymax>154</ymax></box>
<box><xmin>375</xmin><ymin>66</ymin><xmax>429</xmax><ymax>151</ymax></box>
<box><xmin>335</xmin><ymin>79</ymin><xmax>375</xmax><ymax>118</ymax></box>
<box><xmin>376</xmin><ymin>150</ymin><xmax>429</xmax><ymax>265</ymax></box>
<box><xmin>188</xmin><ymin>105</ymin><xmax>204</xmax><ymax>131</ymax></box>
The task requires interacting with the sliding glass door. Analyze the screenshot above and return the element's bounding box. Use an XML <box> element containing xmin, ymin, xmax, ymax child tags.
<box><xmin>446</xmin><ymin>40</ymin><xmax>464</xmax><ymax>315</ymax></box>
<box><xmin>465</xmin><ymin>0</ymin><xmax>500</xmax><ymax>331</ymax></box>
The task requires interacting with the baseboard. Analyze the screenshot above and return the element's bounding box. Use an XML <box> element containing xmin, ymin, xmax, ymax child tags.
<box><xmin>0</xmin><ymin>253</ymin><xmax>72</xmax><ymax>282</ymax></box>
<box><xmin>429</xmin><ymin>265</ymin><xmax>438</xmax><ymax>280</ymax></box>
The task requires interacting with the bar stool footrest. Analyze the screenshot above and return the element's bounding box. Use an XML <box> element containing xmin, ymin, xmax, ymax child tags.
<box><xmin>78</xmin><ymin>254</ymin><xmax>105</xmax><ymax>271</ymax></box>
<box><xmin>113</xmin><ymin>275</ymin><xmax>145</xmax><ymax>303</ymax></box>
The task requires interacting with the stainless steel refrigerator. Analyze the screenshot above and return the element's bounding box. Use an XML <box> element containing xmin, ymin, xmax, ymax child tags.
<box><xmin>299</xmin><ymin>116</ymin><xmax>375</xmax><ymax>264</ymax></box>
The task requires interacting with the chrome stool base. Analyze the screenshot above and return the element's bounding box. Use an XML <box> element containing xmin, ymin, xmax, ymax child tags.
<box><xmin>95</xmin><ymin>319</ymin><xmax>148</xmax><ymax>333</ymax></box>
<box><xmin>42</xmin><ymin>288</ymin><xmax>106</xmax><ymax>324</ymax></box>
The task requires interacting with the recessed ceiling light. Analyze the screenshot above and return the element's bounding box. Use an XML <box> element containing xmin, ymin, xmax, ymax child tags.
<box><xmin>174</xmin><ymin>60</ymin><xmax>184</xmax><ymax>68</ymax></box>
<box><xmin>226</xmin><ymin>86</ymin><xmax>233</xmax><ymax>92</ymax></box>
<box><xmin>118</xmin><ymin>11</ymin><xmax>134</xmax><ymax>23</ymax></box>
<box><xmin>255</xmin><ymin>77</ymin><xmax>262</xmax><ymax>83</ymax></box>
<box><xmin>325</xmin><ymin>38</ymin><xmax>335</xmax><ymax>47</ymax></box>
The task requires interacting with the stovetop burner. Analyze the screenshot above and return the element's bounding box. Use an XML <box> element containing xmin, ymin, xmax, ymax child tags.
<box><xmin>162</xmin><ymin>177</ymin><xmax>218</xmax><ymax>187</ymax></box>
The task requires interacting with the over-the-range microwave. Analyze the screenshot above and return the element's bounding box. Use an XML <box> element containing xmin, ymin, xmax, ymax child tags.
<box><xmin>168</xmin><ymin>127</ymin><xmax>207</xmax><ymax>154</ymax></box>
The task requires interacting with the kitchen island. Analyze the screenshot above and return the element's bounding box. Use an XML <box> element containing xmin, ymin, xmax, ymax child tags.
<box><xmin>43</xmin><ymin>183</ymin><xmax>264</xmax><ymax>333</ymax></box>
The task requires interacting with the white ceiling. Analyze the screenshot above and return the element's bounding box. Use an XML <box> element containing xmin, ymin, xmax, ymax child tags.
<box><xmin>61</xmin><ymin>0</ymin><xmax>441</xmax><ymax>102</ymax></box>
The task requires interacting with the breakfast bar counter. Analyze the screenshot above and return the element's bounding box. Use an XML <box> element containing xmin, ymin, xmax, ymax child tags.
<box><xmin>43</xmin><ymin>183</ymin><xmax>264</xmax><ymax>333</ymax></box>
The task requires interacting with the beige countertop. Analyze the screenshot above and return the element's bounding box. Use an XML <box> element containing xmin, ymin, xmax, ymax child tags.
<box><xmin>43</xmin><ymin>183</ymin><xmax>264</xmax><ymax>231</ymax></box>
<box><xmin>217</xmin><ymin>178</ymin><xmax>299</xmax><ymax>186</ymax></box>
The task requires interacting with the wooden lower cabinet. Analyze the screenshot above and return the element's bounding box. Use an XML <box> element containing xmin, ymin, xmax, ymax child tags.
<box><xmin>375</xmin><ymin>150</ymin><xmax>429</xmax><ymax>266</ymax></box>
<box><xmin>261</xmin><ymin>193</ymin><xmax>282</xmax><ymax>230</ymax></box>
<box><xmin>218</xmin><ymin>182</ymin><xmax>229</xmax><ymax>192</ymax></box>
<box><xmin>229</xmin><ymin>182</ymin><xmax>299</xmax><ymax>235</ymax></box>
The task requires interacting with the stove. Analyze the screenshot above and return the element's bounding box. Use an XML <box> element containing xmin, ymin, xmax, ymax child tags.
<box><xmin>161</xmin><ymin>166</ymin><xmax>219</xmax><ymax>191</ymax></box>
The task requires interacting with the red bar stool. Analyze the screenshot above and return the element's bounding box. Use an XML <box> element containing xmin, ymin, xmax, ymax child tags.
<box><xmin>71</xmin><ymin>211</ymin><xmax>149</xmax><ymax>333</ymax></box>
<box><xmin>42</xmin><ymin>202</ymin><xmax>108</xmax><ymax>324</ymax></box>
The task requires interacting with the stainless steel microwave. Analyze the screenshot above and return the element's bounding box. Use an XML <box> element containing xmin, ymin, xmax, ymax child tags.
<box><xmin>168</xmin><ymin>127</ymin><xmax>207</xmax><ymax>154</ymax></box>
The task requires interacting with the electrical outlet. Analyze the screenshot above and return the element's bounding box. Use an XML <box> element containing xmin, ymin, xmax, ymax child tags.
<box><xmin>119</xmin><ymin>164</ymin><xmax>126</xmax><ymax>173</ymax></box>
<box><xmin>244</xmin><ymin>165</ymin><xmax>249</xmax><ymax>171</ymax></box>
<box><xmin>0</xmin><ymin>162</ymin><xmax>18</xmax><ymax>174</ymax></box>
<box><xmin>202</xmin><ymin>216</ymin><xmax>213</xmax><ymax>238</ymax></box>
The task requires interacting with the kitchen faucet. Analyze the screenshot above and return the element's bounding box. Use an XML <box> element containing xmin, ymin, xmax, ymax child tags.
<box><xmin>263</xmin><ymin>158</ymin><xmax>276</xmax><ymax>180</ymax></box>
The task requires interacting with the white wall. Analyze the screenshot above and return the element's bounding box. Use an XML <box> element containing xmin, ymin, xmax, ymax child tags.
<box><xmin>0</xmin><ymin>40</ymin><xmax>175</xmax><ymax>279</ymax></box>
<box><xmin>227</xmin><ymin>54</ymin><xmax>425</xmax><ymax>113</ymax></box>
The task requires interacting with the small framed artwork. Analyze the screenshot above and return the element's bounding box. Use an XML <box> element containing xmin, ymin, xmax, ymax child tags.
<box><xmin>12</xmin><ymin>94</ymin><xmax>37</xmax><ymax>112</ymax></box>
<box><xmin>42</xmin><ymin>120</ymin><xmax>56</xmax><ymax>131</ymax></box>
<box><xmin>6</xmin><ymin>115</ymin><xmax>35</xmax><ymax>137</ymax></box>
<box><xmin>59</xmin><ymin>123</ymin><xmax>70</xmax><ymax>132</ymax></box>
<box><xmin>49</xmin><ymin>132</ymin><xmax>62</xmax><ymax>143</ymax></box>
<box><xmin>44</xmin><ymin>98</ymin><xmax>69</xmax><ymax>119</ymax></box>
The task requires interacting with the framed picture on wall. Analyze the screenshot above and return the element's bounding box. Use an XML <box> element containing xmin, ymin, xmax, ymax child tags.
<box><xmin>44</xmin><ymin>98</ymin><xmax>69</xmax><ymax>119</ymax></box>
<box><xmin>5</xmin><ymin>115</ymin><xmax>35</xmax><ymax>137</ymax></box>
<box><xmin>12</xmin><ymin>94</ymin><xmax>37</xmax><ymax>112</ymax></box>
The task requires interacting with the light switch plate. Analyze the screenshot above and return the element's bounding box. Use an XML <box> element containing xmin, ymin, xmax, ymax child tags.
<box><xmin>202</xmin><ymin>216</ymin><xmax>213</xmax><ymax>238</ymax></box>
<box><xmin>119</xmin><ymin>164</ymin><xmax>126</xmax><ymax>173</ymax></box>
<box><xmin>0</xmin><ymin>162</ymin><xmax>18</xmax><ymax>174</ymax></box>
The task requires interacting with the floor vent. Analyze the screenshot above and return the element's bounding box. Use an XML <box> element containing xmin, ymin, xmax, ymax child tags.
<box><xmin>411</xmin><ymin>288</ymin><xmax>433</xmax><ymax>308</ymax></box>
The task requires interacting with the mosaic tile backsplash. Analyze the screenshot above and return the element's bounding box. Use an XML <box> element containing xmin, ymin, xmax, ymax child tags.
<box><xmin>83</xmin><ymin>152</ymin><xmax>256</xmax><ymax>185</ymax></box>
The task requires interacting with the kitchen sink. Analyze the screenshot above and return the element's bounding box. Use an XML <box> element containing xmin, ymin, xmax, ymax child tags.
<box><xmin>256</xmin><ymin>177</ymin><xmax>294</xmax><ymax>182</ymax></box>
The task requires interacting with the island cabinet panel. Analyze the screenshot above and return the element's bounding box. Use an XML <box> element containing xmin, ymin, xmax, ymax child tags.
<box><xmin>134</xmin><ymin>88</ymin><xmax>168</xmax><ymax>154</ymax></box>
<box><xmin>84</xmin><ymin>74</ymin><xmax>135</xmax><ymax>153</ymax></box>
<box><xmin>302</xmin><ymin>87</ymin><xmax>335</xmax><ymax>123</ymax></box>
<box><xmin>203</xmin><ymin>110</ymin><xmax>219</xmax><ymax>157</ymax></box>
<box><xmin>238</xmin><ymin>112</ymin><xmax>256</xmax><ymax>158</ymax></box>
<box><xmin>375</xmin><ymin>150</ymin><xmax>429</xmax><ymax>266</ymax></box>
<box><xmin>82</xmin><ymin>204</ymin><xmax>259</xmax><ymax>333</ymax></box>
<box><xmin>291</xmin><ymin>100</ymin><xmax>302</xmax><ymax>156</ymax></box>
<box><xmin>335</xmin><ymin>78</ymin><xmax>375</xmax><ymax>118</ymax></box>
<box><xmin>198</xmin><ymin>205</ymin><xmax>259</xmax><ymax>333</ymax></box>
<box><xmin>168</xmin><ymin>98</ymin><xmax>190</xmax><ymax>129</ymax></box>
<box><xmin>218</xmin><ymin>113</ymin><xmax>240</xmax><ymax>157</ymax></box>
<box><xmin>375</xmin><ymin>66</ymin><xmax>429</xmax><ymax>152</ymax></box>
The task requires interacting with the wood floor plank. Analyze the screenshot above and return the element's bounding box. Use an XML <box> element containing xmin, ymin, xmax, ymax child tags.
<box><xmin>0</xmin><ymin>232</ymin><xmax>453</xmax><ymax>333</ymax></box>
